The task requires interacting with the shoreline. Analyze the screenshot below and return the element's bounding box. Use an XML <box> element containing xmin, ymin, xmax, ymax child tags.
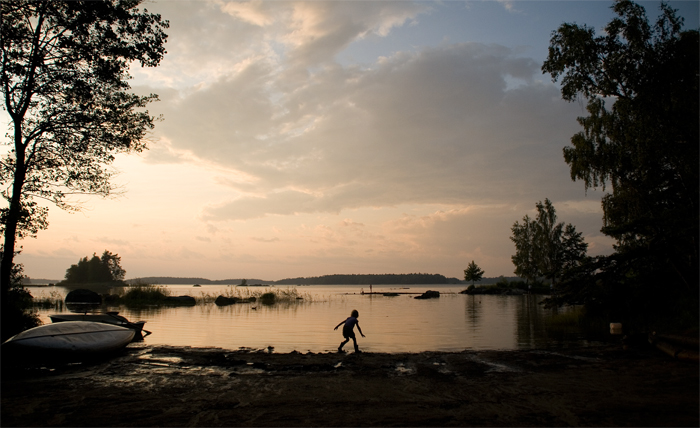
<box><xmin>2</xmin><ymin>343</ymin><xmax>698</xmax><ymax>427</ymax></box>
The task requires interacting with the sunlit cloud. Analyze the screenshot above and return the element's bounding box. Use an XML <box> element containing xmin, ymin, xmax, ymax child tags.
<box><xmin>24</xmin><ymin>0</ymin><xmax>693</xmax><ymax>280</ymax></box>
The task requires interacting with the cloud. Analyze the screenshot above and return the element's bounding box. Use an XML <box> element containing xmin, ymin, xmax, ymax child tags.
<box><xmin>134</xmin><ymin>1</ymin><xmax>590</xmax><ymax>229</ymax></box>
<box><xmin>250</xmin><ymin>236</ymin><xmax>280</xmax><ymax>243</ymax></box>
<box><xmin>150</xmin><ymin>39</ymin><xmax>583</xmax><ymax>222</ymax></box>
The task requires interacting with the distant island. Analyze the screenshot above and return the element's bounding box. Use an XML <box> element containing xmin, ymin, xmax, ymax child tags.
<box><xmin>124</xmin><ymin>277</ymin><xmax>275</xmax><ymax>286</ymax></box>
<box><xmin>120</xmin><ymin>274</ymin><xmax>524</xmax><ymax>286</ymax></box>
<box><xmin>275</xmin><ymin>273</ymin><xmax>456</xmax><ymax>285</ymax></box>
<box><xmin>23</xmin><ymin>274</ymin><xmax>525</xmax><ymax>287</ymax></box>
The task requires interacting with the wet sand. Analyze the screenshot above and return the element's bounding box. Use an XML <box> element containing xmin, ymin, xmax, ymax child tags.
<box><xmin>2</xmin><ymin>343</ymin><xmax>698</xmax><ymax>427</ymax></box>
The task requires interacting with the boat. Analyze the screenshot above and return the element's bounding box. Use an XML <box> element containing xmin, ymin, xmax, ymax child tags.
<box><xmin>49</xmin><ymin>312</ymin><xmax>147</xmax><ymax>334</ymax></box>
<box><xmin>2</xmin><ymin>321</ymin><xmax>135</xmax><ymax>354</ymax></box>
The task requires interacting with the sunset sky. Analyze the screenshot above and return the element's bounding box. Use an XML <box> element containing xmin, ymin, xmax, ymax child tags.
<box><xmin>8</xmin><ymin>0</ymin><xmax>699</xmax><ymax>282</ymax></box>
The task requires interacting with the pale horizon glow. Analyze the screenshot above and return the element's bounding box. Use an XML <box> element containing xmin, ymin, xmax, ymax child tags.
<box><xmin>4</xmin><ymin>1</ymin><xmax>698</xmax><ymax>281</ymax></box>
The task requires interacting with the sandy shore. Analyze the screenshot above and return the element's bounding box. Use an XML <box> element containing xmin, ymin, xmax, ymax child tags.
<box><xmin>2</xmin><ymin>343</ymin><xmax>698</xmax><ymax>427</ymax></box>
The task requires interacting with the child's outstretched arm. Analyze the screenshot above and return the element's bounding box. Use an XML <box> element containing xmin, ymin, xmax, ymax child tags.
<box><xmin>357</xmin><ymin>323</ymin><xmax>365</xmax><ymax>337</ymax></box>
<box><xmin>333</xmin><ymin>320</ymin><xmax>345</xmax><ymax>330</ymax></box>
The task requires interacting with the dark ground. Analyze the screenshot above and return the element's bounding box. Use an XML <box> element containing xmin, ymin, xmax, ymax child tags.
<box><xmin>1</xmin><ymin>343</ymin><xmax>698</xmax><ymax>427</ymax></box>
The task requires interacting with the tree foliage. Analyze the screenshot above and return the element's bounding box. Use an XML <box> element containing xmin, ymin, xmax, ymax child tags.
<box><xmin>0</xmin><ymin>250</ymin><xmax>41</xmax><ymax>341</ymax></box>
<box><xmin>64</xmin><ymin>250</ymin><xmax>126</xmax><ymax>284</ymax></box>
<box><xmin>511</xmin><ymin>199</ymin><xmax>588</xmax><ymax>285</ymax></box>
<box><xmin>542</xmin><ymin>0</ymin><xmax>699</xmax><ymax>324</ymax></box>
<box><xmin>0</xmin><ymin>1</ymin><xmax>168</xmax><ymax>298</ymax></box>
<box><xmin>463</xmin><ymin>260</ymin><xmax>484</xmax><ymax>286</ymax></box>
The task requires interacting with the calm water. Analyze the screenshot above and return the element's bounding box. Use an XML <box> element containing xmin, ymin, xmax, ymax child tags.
<box><xmin>27</xmin><ymin>284</ymin><xmax>591</xmax><ymax>353</ymax></box>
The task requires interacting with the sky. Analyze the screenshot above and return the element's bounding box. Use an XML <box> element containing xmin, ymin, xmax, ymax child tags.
<box><xmin>7</xmin><ymin>0</ymin><xmax>699</xmax><ymax>282</ymax></box>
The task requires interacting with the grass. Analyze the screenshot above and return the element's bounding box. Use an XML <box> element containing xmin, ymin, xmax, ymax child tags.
<box><xmin>545</xmin><ymin>307</ymin><xmax>583</xmax><ymax>328</ymax></box>
<box><xmin>111</xmin><ymin>282</ymin><xmax>171</xmax><ymax>306</ymax></box>
<box><xmin>31</xmin><ymin>291</ymin><xmax>65</xmax><ymax>310</ymax></box>
<box><xmin>201</xmin><ymin>286</ymin><xmax>315</xmax><ymax>306</ymax></box>
<box><xmin>545</xmin><ymin>305</ymin><xmax>611</xmax><ymax>340</ymax></box>
<box><xmin>30</xmin><ymin>284</ymin><xmax>316</xmax><ymax>309</ymax></box>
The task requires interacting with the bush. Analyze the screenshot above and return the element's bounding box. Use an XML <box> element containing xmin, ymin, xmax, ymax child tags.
<box><xmin>117</xmin><ymin>283</ymin><xmax>170</xmax><ymax>305</ymax></box>
<box><xmin>260</xmin><ymin>292</ymin><xmax>276</xmax><ymax>305</ymax></box>
<box><xmin>2</xmin><ymin>287</ymin><xmax>42</xmax><ymax>341</ymax></box>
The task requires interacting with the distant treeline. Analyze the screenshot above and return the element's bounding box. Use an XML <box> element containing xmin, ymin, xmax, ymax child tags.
<box><xmin>125</xmin><ymin>277</ymin><xmax>274</xmax><ymax>285</ymax></box>
<box><xmin>275</xmin><ymin>273</ymin><xmax>456</xmax><ymax>285</ymax></box>
<box><xmin>21</xmin><ymin>278</ymin><xmax>61</xmax><ymax>285</ymax></box>
<box><xmin>27</xmin><ymin>274</ymin><xmax>525</xmax><ymax>287</ymax></box>
<box><xmin>274</xmin><ymin>275</ymin><xmax>525</xmax><ymax>285</ymax></box>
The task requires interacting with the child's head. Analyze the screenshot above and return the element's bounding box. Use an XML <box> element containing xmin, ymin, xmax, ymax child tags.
<box><xmin>351</xmin><ymin>309</ymin><xmax>359</xmax><ymax>318</ymax></box>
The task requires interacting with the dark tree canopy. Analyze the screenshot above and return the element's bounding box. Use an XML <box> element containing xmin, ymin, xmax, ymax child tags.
<box><xmin>64</xmin><ymin>250</ymin><xmax>126</xmax><ymax>284</ymax></box>
<box><xmin>542</xmin><ymin>0</ymin><xmax>698</xmax><ymax>323</ymax></box>
<box><xmin>464</xmin><ymin>261</ymin><xmax>485</xmax><ymax>286</ymax></box>
<box><xmin>511</xmin><ymin>199</ymin><xmax>588</xmax><ymax>285</ymax></box>
<box><xmin>1</xmin><ymin>1</ymin><xmax>168</xmax><ymax>296</ymax></box>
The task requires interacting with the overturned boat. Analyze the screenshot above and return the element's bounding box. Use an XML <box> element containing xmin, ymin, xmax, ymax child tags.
<box><xmin>49</xmin><ymin>312</ymin><xmax>147</xmax><ymax>335</ymax></box>
<box><xmin>2</xmin><ymin>321</ymin><xmax>134</xmax><ymax>355</ymax></box>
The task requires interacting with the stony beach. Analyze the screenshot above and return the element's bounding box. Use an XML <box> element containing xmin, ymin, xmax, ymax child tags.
<box><xmin>2</xmin><ymin>341</ymin><xmax>698</xmax><ymax>427</ymax></box>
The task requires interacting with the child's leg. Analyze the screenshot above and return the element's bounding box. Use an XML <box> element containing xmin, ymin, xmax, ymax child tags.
<box><xmin>339</xmin><ymin>337</ymin><xmax>350</xmax><ymax>350</ymax></box>
<box><xmin>351</xmin><ymin>336</ymin><xmax>359</xmax><ymax>352</ymax></box>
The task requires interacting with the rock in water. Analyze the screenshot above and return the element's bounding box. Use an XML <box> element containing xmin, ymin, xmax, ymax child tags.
<box><xmin>214</xmin><ymin>295</ymin><xmax>239</xmax><ymax>306</ymax></box>
<box><xmin>65</xmin><ymin>288</ymin><xmax>102</xmax><ymax>304</ymax></box>
<box><xmin>414</xmin><ymin>290</ymin><xmax>440</xmax><ymax>299</ymax></box>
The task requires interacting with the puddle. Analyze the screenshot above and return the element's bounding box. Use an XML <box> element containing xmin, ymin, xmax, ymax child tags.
<box><xmin>466</xmin><ymin>355</ymin><xmax>521</xmax><ymax>373</ymax></box>
<box><xmin>394</xmin><ymin>363</ymin><xmax>415</xmax><ymax>375</ymax></box>
<box><xmin>532</xmin><ymin>351</ymin><xmax>601</xmax><ymax>362</ymax></box>
<box><xmin>230</xmin><ymin>367</ymin><xmax>266</xmax><ymax>375</ymax></box>
<box><xmin>136</xmin><ymin>355</ymin><xmax>184</xmax><ymax>365</ymax></box>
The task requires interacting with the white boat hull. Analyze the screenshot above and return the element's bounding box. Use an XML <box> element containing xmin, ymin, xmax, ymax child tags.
<box><xmin>3</xmin><ymin>321</ymin><xmax>135</xmax><ymax>354</ymax></box>
<box><xmin>49</xmin><ymin>313</ymin><xmax>146</xmax><ymax>333</ymax></box>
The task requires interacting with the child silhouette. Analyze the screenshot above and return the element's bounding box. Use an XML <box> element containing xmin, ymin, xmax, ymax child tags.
<box><xmin>334</xmin><ymin>309</ymin><xmax>365</xmax><ymax>353</ymax></box>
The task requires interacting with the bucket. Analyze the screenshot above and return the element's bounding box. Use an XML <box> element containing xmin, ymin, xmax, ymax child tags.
<box><xmin>610</xmin><ymin>323</ymin><xmax>623</xmax><ymax>335</ymax></box>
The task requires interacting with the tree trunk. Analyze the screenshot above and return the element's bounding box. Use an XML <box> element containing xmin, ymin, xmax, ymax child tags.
<box><xmin>1</xmin><ymin>122</ymin><xmax>27</xmax><ymax>299</ymax></box>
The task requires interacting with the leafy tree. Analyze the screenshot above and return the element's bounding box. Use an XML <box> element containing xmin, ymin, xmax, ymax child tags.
<box><xmin>64</xmin><ymin>250</ymin><xmax>126</xmax><ymax>284</ymax></box>
<box><xmin>0</xmin><ymin>1</ymin><xmax>168</xmax><ymax>309</ymax></box>
<box><xmin>102</xmin><ymin>250</ymin><xmax>125</xmax><ymax>281</ymax></box>
<box><xmin>511</xmin><ymin>199</ymin><xmax>588</xmax><ymax>285</ymax></box>
<box><xmin>510</xmin><ymin>214</ymin><xmax>540</xmax><ymax>283</ymax></box>
<box><xmin>542</xmin><ymin>0</ymin><xmax>699</xmax><ymax>323</ymax></box>
<box><xmin>0</xmin><ymin>250</ymin><xmax>41</xmax><ymax>341</ymax></box>
<box><xmin>464</xmin><ymin>261</ymin><xmax>484</xmax><ymax>286</ymax></box>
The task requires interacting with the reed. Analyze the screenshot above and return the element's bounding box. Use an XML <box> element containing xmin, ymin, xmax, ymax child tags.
<box><xmin>115</xmin><ymin>282</ymin><xmax>171</xmax><ymax>305</ymax></box>
<box><xmin>221</xmin><ymin>286</ymin><xmax>314</xmax><ymax>305</ymax></box>
<box><xmin>31</xmin><ymin>291</ymin><xmax>64</xmax><ymax>310</ymax></box>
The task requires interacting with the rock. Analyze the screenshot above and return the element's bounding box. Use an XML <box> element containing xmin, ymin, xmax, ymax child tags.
<box><xmin>165</xmin><ymin>295</ymin><xmax>196</xmax><ymax>305</ymax></box>
<box><xmin>414</xmin><ymin>290</ymin><xmax>440</xmax><ymax>299</ymax></box>
<box><xmin>215</xmin><ymin>295</ymin><xmax>239</xmax><ymax>306</ymax></box>
<box><xmin>65</xmin><ymin>288</ymin><xmax>102</xmax><ymax>304</ymax></box>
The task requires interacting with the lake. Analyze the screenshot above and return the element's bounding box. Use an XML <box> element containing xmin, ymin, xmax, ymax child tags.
<box><xmin>27</xmin><ymin>283</ymin><xmax>596</xmax><ymax>353</ymax></box>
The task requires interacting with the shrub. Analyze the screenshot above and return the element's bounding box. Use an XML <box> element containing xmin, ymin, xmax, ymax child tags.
<box><xmin>118</xmin><ymin>283</ymin><xmax>170</xmax><ymax>305</ymax></box>
<box><xmin>260</xmin><ymin>292</ymin><xmax>276</xmax><ymax>305</ymax></box>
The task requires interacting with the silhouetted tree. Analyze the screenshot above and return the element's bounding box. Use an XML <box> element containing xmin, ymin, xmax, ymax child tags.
<box><xmin>542</xmin><ymin>0</ymin><xmax>698</xmax><ymax>323</ymax></box>
<box><xmin>511</xmin><ymin>199</ymin><xmax>588</xmax><ymax>285</ymax></box>
<box><xmin>510</xmin><ymin>214</ymin><xmax>539</xmax><ymax>283</ymax></box>
<box><xmin>464</xmin><ymin>261</ymin><xmax>484</xmax><ymax>286</ymax></box>
<box><xmin>1</xmin><ymin>0</ymin><xmax>168</xmax><ymax>313</ymax></box>
<box><xmin>64</xmin><ymin>250</ymin><xmax>126</xmax><ymax>283</ymax></box>
<box><xmin>0</xmin><ymin>251</ymin><xmax>41</xmax><ymax>341</ymax></box>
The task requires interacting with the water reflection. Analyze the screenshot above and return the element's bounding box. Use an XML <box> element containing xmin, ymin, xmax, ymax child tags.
<box><xmin>27</xmin><ymin>285</ymin><xmax>594</xmax><ymax>353</ymax></box>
